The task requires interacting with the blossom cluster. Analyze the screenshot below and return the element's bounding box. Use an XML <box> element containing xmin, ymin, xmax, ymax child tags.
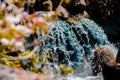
<box><xmin>0</xmin><ymin>1</ymin><xmax>54</xmax><ymax>53</ymax></box>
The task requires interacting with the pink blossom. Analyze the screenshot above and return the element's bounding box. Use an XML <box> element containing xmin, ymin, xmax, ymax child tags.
<box><xmin>0</xmin><ymin>20</ymin><xmax>3</xmax><ymax>26</ymax></box>
<box><xmin>22</xmin><ymin>11</ymin><xmax>29</xmax><ymax>19</ymax></box>
<box><xmin>32</xmin><ymin>17</ymin><xmax>45</xmax><ymax>24</ymax></box>
<box><xmin>0</xmin><ymin>2</ymin><xmax>6</xmax><ymax>10</ymax></box>
<box><xmin>27</xmin><ymin>22</ymin><xmax>33</xmax><ymax>28</ymax></box>
<box><xmin>15</xmin><ymin>36</ymin><xmax>22</xmax><ymax>41</ymax></box>
<box><xmin>33</xmin><ymin>12</ymin><xmax>39</xmax><ymax>16</ymax></box>
<box><xmin>32</xmin><ymin>17</ymin><xmax>40</xmax><ymax>24</ymax></box>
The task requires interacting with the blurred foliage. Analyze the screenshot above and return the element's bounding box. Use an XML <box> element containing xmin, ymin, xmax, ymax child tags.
<box><xmin>0</xmin><ymin>49</ymin><xmax>73</xmax><ymax>74</ymax></box>
<box><xmin>87</xmin><ymin>0</ymin><xmax>120</xmax><ymax>23</ymax></box>
<box><xmin>0</xmin><ymin>50</ymin><xmax>48</xmax><ymax>73</ymax></box>
<box><xmin>60</xmin><ymin>65</ymin><xmax>73</xmax><ymax>74</ymax></box>
<box><xmin>0</xmin><ymin>0</ymin><xmax>55</xmax><ymax>75</ymax></box>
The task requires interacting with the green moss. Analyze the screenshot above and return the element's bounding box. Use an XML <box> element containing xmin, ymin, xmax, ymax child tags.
<box><xmin>0</xmin><ymin>31</ymin><xmax>15</xmax><ymax>40</ymax></box>
<box><xmin>19</xmin><ymin>50</ymin><xmax>31</xmax><ymax>56</ymax></box>
<box><xmin>0</xmin><ymin>11</ymin><xmax>4</xmax><ymax>20</ymax></box>
<box><xmin>0</xmin><ymin>45</ymin><xmax>12</xmax><ymax>55</ymax></box>
<box><xmin>60</xmin><ymin>65</ymin><xmax>73</xmax><ymax>74</ymax></box>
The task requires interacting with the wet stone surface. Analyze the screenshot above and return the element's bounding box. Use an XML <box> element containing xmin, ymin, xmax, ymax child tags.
<box><xmin>0</xmin><ymin>64</ymin><xmax>51</xmax><ymax>80</ymax></box>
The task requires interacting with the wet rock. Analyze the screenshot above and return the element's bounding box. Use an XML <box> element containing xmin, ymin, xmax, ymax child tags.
<box><xmin>116</xmin><ymin>44</ymin><xmax>120</xmax><ymax>63</ymax></box>
<box><xmin>55</xmin><ymin>6</ymin><xmax>69</xmax><ymax>19</ymax></box>
<box><xmin>102</xmin><ymin>62</ymin><xmax>120</xmax><ymax>80</ymax></box>
<box><xmin>92</xmin><ymin>47</ymin><xmax>115</xmax><ymax>75</ymax></box>
<box><xmin>0</xmin><ymin>64</ymin><xmax>52</xmax><ymax>80</ymax></box>
<box><xmin>94</xmin><ymin>47</ymin><xmax>115</xmax><ymax>63</ymax></box>
<box><xmin>93</xmin><ymin>46</ymin><xmax>120</xmax><ymax>80</ymax></box>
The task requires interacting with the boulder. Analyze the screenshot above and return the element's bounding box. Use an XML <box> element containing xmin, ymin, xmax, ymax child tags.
<box><xmin>93</xmin><ymin>46</ymin><xmax>120</xmax><ymax>80</ymax></box>
<box><xmin>102</xmin><ymin>62</ymin><xmax>120</xmax><ymax>80</ymax></box>
<box><xmin>92</xmin><ymin>47</ymin><xmax>115</xmax><ymax>75</ymax></box>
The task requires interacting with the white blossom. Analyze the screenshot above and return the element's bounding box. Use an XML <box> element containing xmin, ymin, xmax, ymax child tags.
<box><xmin>14</xmin><ymin>41</ymin><xmax>25</xmax><ymax>52</ymax></box>
<box><xmin>16</xmin><ymin>25</ymin><xmax>34</xmax><ymax>36</ymax></box>
<box><xmin>0</xmin><ymin>38</ymin><xmax>10</xmax><ymax>46</ymax></box>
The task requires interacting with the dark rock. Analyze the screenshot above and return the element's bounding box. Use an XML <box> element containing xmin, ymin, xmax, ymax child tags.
<box><xmin>33</xmin><ymin>0</ymin><xmax>87</xmax><ymax>14</ymax></box>
<box><xmin>24</xmin><ymin>0</ymin><xmax>36</xmax><ymax>13</ymax></box>
<box><xmin>34</xmin><ymin>0</ymin><xmax>53</xmax><ymax>11</ymax></box>
<box><xmin>51</xmin><ymin>0</ymin><xmax>61</xmax><ymax>10</ymax></box>
<box><xmin>55</xmin><ymin>6</ymin><xmax>69</xmax><ymax>19</ymax></box>
<box><xmin>116</xmin><ymin>45</ymin><xmax>120</xmax><ymax>63</ymax></box>
<box><xmin>92</xmin><ymin>47</ymin><xmax>115</xmax><ymax>75</ymax></box>
<box><xmin>102</xmin><ymin>62</ymin><xmax>120</xmax><ymax>80</ymax></box>
<box><xmin>93</xmin><ymin>46</ymin><xmax>120</xmax><ymax>80</ymax></box>
<box><xmin>65</xmin><ymin>0</ymin><xmax>87</xmax><ymax>14</ymax></box>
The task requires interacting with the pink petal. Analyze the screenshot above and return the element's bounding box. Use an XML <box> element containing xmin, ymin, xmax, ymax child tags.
<box><xmin>22</xmin><ymin>11</ymin><xmax>29</xmax><ymax>19</ymax></box>
<box><xmin>27</xmin><ymin>22</ymin><xmax>33</xmax><ymax>28</ymax></box>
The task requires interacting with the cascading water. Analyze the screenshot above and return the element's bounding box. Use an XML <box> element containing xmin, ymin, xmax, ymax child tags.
<box><xmin>26</xmin><ymin>17</ymin><xmax>114</xmax><ymax>80</ymax></box>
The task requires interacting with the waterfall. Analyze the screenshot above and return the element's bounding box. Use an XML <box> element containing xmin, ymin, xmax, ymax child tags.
<box><xmin>25</xmin><ymin>17</ymin><xmax>114</xmax><ymax>79</ymax></box>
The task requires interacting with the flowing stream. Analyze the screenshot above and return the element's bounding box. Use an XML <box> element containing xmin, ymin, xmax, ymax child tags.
<box><xmin>26</xmin><ymin>17</ymin><xmax>117</xmax><ymax>80</ymax></box>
